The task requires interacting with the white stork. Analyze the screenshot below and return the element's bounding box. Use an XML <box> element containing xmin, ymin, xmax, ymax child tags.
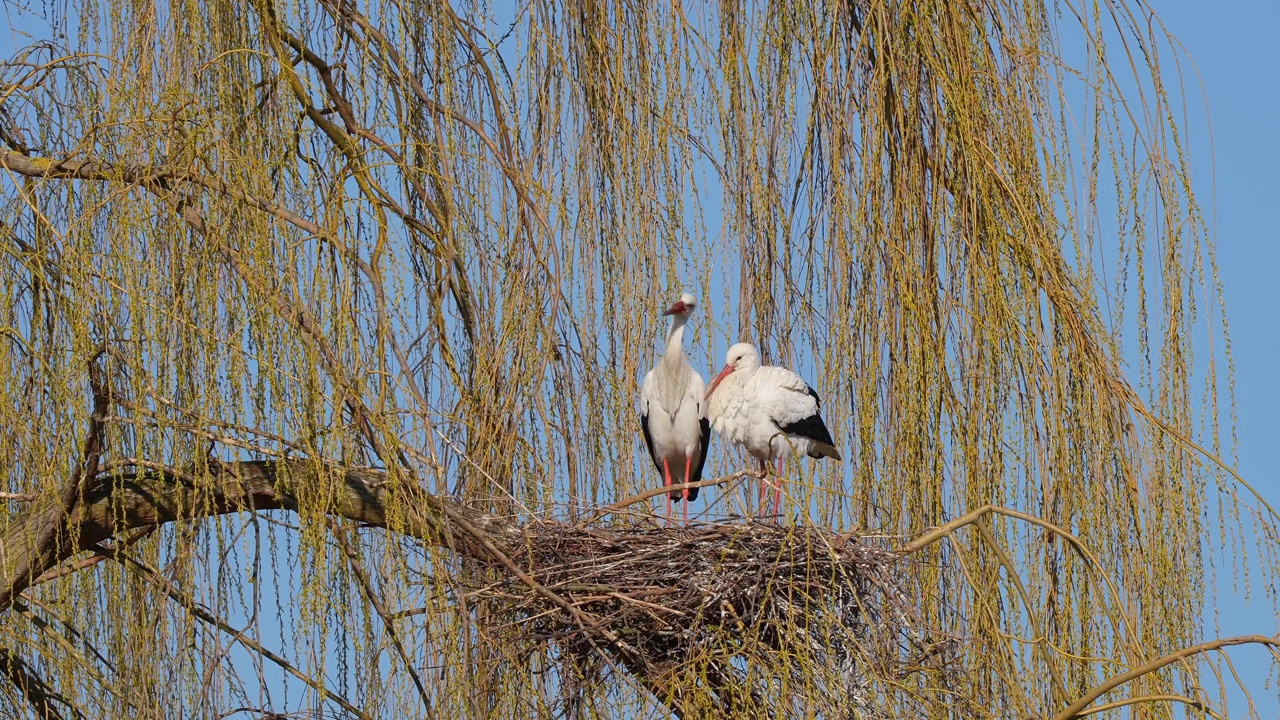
<box><xmin>705</xmin><ymin>342</ymin><xmax>840</xmax><ymax>518</ymax></box>
<box><xmin>639</xmin><ymin>293</ymin><xmax>712</xmax><ymax>524</ymax></box>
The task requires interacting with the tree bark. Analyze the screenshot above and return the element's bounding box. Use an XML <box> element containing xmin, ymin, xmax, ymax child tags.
<box><xmin>0</xmin><ymin>460</ymin><xmax>515</xmax><ymax>615</ymax></box>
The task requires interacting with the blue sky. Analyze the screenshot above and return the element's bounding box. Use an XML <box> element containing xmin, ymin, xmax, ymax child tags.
<box><xmin>1151</xmin><ymin>0</ymin><xmax>1280</xmax><ymax>710</ymax></box>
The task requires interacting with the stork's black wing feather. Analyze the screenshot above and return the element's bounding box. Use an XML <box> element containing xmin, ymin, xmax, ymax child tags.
<box><xmin>684</xmin><ymin>416</ymin><xmax>712</xmax><ymax>502</ymax></box>
<box><xmin>778</xmin><ymin>413</ymin><xmax>836</xmax><ymax>446</ymax></box>
<box><xmin>777</xmin><ymin>387</ymin><xmax>836</xmax><ymax>446</ymax></box>
<box><xmin>639</xmin><ymin>413</ymin><xmax>662</xmax><ymax>472</ymax></box>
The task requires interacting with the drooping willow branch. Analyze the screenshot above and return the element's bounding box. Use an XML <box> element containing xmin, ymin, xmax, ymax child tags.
<box><xmin>91</xmin><ymin>534</ymin><xmax>375</xmax><ymax>720</ymax></box>
<box><xmin>0</xmin><ymin>646</ymin><xmax>74</xmax><ymax>720</ymax></box>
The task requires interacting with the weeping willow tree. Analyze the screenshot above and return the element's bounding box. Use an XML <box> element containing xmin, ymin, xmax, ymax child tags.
<box><xmin>0</xmin><ymin>0</ymin><xmax>1273</xmax><ymax>717</ymax></box>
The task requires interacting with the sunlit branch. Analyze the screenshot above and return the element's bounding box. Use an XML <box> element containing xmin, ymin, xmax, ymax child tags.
<box><xmin>1050</xmin><ymin>635</ymin><xmax>1280</xmax><ymax>720</ymax></box>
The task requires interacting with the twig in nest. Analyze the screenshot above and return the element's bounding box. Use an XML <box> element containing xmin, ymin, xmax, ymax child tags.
<box><xmin>579</xmin><ymin>470</ymin><xmax>757</xmax><ymax>526</ymax></box>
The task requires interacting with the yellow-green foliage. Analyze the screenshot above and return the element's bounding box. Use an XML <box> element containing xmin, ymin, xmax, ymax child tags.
<box><xmin>0</xmin><ymin>0</ymin><xmax>1267</xmax><ymax>718</ymax></box>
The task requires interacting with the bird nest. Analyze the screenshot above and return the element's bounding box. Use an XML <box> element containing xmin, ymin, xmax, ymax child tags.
<box><xmin>466</xmin><ymin>519</ymin><xmax>912</xmax><ymax>716</ymax></box>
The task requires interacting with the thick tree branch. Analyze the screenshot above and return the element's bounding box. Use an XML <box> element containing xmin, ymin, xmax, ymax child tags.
<box><xmin>0</xmin><ymin>459</ymin><xmax>508</xmax><ymax>615</ymax></box>
<box><xmin>0</xmin><ymin>354</ymin><xmax>110</xmax><ymax>612</ymax></box>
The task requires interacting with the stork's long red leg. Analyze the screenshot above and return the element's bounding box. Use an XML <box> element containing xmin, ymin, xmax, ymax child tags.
<box><xmin>683</xmin><ymin>455</ymin><xmax>693</xmax><ymax>525</ymax></box>
<box><xmin>683</xmin><ymin>456</ymin><xmax>693</xmax><ymax>501</ymax></box>
<box><xmin>663</xmin><ymin>457</ymin><xmax>672</xmax><ymax>524</ymax></box>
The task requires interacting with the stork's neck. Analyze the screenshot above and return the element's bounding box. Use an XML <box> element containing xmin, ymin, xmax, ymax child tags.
<box><xmin>660</xmin><ymin>314</ymin><xmax>691</xmax><ymax>371</ymax></box>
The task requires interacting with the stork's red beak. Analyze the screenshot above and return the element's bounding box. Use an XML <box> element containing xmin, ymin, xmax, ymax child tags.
<box><xmin>663</xmin><ymin>300</ymin><xmax>689</xmax><ymax>316</ymax></box>
<box><xmin>705</xmin><ymin>364</ymin><xmax>734</xmax><ymax>399</ymax></box>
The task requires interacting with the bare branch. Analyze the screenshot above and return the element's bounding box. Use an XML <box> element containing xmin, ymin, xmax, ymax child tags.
<box><xmin>0</xmin><ymin>460</ymin><xmax>459</xmax><ymax>615</ymax></box>
<box><xmin>1050</xmin><ymin>635</ymin><xmax>1280</xmax><ymax>720</ymax></box>
<box><xmin>0</xmin><ymin>493</ymin><xmax>37</xmax><ymax>502</ymax></box>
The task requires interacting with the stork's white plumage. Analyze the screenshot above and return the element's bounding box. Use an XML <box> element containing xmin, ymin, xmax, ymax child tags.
<box><xmin>639</xmin><ymin>294</ymin><xmax>711</xmax><ymax>524</ymax></box>
<box><xmin>705</xmin><ymin>342</ymin><xmax>840</xmax><ymax>518</ymax></box>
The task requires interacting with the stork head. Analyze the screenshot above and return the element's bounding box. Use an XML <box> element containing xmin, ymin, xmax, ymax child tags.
<box><xmin>706</xmin><ymin>342</ymin><xmax>759</xmax><ymax>398</ymax></box>
<box><xmin>662</xmin><ymin>293</ymin><xmax>697</xmax><ymax>317</ymax></box>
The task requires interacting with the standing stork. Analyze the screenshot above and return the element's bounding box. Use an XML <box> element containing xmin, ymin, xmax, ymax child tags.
<box><xmin>640</xmin><ymin>293</ymin><xmax>712</xmax><ymax>524</ymax></box>
<box><xmin>705</xmin><ymin>342</ymin><xmax>840</xmax><ymax>519</ymax></box>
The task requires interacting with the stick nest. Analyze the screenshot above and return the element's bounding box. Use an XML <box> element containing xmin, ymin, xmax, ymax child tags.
<box><xmin>469</xmin><ymin>519</ymin><xmax>911</xmax><ymax>716</ymax></box>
